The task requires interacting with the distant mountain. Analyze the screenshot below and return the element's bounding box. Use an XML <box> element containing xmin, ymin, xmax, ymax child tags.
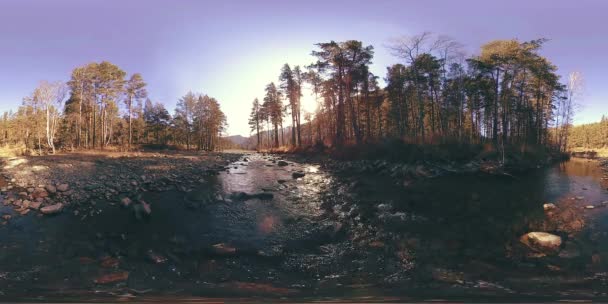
<box><xmin>223</xmin><ymin>135</ymin><xmax>254</xmax><ymax>149</ymax></box>
<box><xmin>225</xmin><ymin>135</ymin><xmax>249</xmax><ymax>145</ymax></box>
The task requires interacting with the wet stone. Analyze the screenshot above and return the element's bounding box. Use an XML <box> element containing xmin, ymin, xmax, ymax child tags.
<box><xmin>94</xmin><ymin>271</ymin><xmax>129</xmax><ymax>284</ymax></box>
<box><xmin>46</xmin><ymin>185</ymin><xmax>57</xmax><ymax>194</ymax></box>
<box><xmin>292</xmin><ymin>172</ymin><xmax>306</xmax><ymax>179</ymax></box>
<box><xmin>146</xmin><ymin>249</ymin><xmax>168</xmax><ymax>264</ymax></box>
<box><xmin>520</xmin><ymin>232</ymin><xmax>562</xmax><ymax>255</ymax></box>
<box><xmin>57</xmin><ymin>184</ymin><xmax>69</xmax><ymax>192</ymax></box>
<box><xmin>40</xmin><ymin>203</ymin><xmax>63</xmax><ymax>215</ymax></box>
<box><xmin>544</xmin><ymin>203</ymin><xmax>557</xmax><ymax>211</ymax></box>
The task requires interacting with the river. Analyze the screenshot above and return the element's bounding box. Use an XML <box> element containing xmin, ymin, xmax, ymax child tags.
<box><xmin>1</xmin><ymin>154</ymin><xmax>608</xmax><ymax>301</ymax></box>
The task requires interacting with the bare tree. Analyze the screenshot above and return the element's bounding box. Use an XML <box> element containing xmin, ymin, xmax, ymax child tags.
<box><xmin>559</xmin><ymin>71</ymin><xmax>584</xmax><ymax>151</ymax></box>
<box><xmin>33</xmin><ymin>81</ymin><xmax>67</xmax><ymax>154</ymax></box>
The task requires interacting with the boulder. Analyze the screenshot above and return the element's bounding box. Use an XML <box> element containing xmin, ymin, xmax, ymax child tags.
<box><xmin>277</xmin><ymin>160</ymin><xmax>289</xmax><ymax>167</ymax></box>
<box><xmin>520</xmin><ymin>232</ymin><xmax>562</xmax><ymax>254</ymax></box>
<box><xmin>40</xmin><ymin>203</ymin><xmax>63</xmax><ymax>215</ymax></box>
<box><xmin>543</xmin><ymin>203</ymin><xmax>557</xmax><ymax>211</ymax></box>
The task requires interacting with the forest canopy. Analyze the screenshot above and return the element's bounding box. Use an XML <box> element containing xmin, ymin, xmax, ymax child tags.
<box><xmin>0</xmin><ymin>61</ymin><xmax>227</xmax><ymax>153</ymax></box>
<box><xmin>248</xmin><ymin>35</ymin><xmax>582</xmax><ymax>154</ymax></box>
<box><xmin>0</xmin><ymin>34</ymin><xmax>585</xmax><ymax>155</ymax></box>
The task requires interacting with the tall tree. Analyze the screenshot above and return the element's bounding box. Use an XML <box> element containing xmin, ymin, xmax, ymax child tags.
<box><xmin>124</xmin><ymin>73</ymin><xmax>147</xmax><ymax>148</ymax></box>
<box><xmin>248</xmin><ymin>98</ymin><xmax>262</xmax><ymax>149</ymax></box>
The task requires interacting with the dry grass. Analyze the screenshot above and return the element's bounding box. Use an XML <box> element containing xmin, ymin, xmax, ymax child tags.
<box><xmin>0</xmin><ymin>145</ymin><xmax>27</xmax><ymax>158</ymax></box>
<box><xmin>570</xmin><ymin>147</ymin><xmax>608</xmax><ymax>158</ymax></box>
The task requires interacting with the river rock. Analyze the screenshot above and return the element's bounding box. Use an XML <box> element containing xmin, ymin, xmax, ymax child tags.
<box><xmin>520</xmin><ymin>232</ymin><xmax>562</xmax><ymax>254</ymax></box>
<box><xmin>57</xmin><ymin>184</ymin><xmax>69</xmax><ymax>192</ymax></box>
<box><xmin>146</xmin><ymin>249</ymin><xmax>168</xmax><ymax>264</ymax></box>
<box><xmin>230</xmin><ymin>192</ymin><xmax>274</xmax><ymax>201</ymax></box>
<box><xmin>277</xmin><ymin>160</ymin><xmax>289</xmax><ymax>167</ymax></box>
<box><xmin>292</xmin><ymin>172</ymin><xmax>305</xmax><ymax>179</ymax></box>
<box><xmin>29</xmin><ymin>201</ymin><xmax>42</xmax><ymax>210</ymax></box>
<box><xmin>45</xmin><ymin>185</ymin><xmax>57</xmax><ymax>194</ymax></box>
<box><xmin>133</xmin><ymin>201</ymin><xmax>151</xmax><ymax>220</ymax></box>
<box><xmin>120</xmin><ymin>197</ymin><xmax>132</xmax><ymax>208</ymax></box>
<box><xmin>33</xmin><ymin>189</ymin><xmax>48</xmax><ymax>199</ymax></box>
<box><xmin>40</xmin><ymin>203</ymin><xmax>63</xmax><ymax>215</ymax></box>
<box><xmin>94</xmin><ymin>271</ymin><xmax>129</xmax><ymax>284</ymax></box>
<box><xmin>543</xmin><ymin>203</ymin><xmax>557</xmax><ymax>211</ymax></box>
<box><xmin>211</xmin><ymin>243</ymin><xmax>236</xmax><ymax>255</ymax></box>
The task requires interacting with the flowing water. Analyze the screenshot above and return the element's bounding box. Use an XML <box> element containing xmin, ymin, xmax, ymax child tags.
<box><xmin>1</xmin><ymin>155</ymin><xmax>608</xmax><ymax>302</ymax></box>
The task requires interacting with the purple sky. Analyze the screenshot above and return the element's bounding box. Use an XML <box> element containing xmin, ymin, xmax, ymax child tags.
<box><xmin>1</xmin><ymin>0</ymin><xmax>606</xmax><ymax>136</ymax></box>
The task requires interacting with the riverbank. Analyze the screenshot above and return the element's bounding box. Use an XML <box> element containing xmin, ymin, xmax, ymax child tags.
<box><xmin>265</xmin><ymin>142</ymin><xmax>569</xmax><ymax>183</ymax></box>
<box><xmin>0</xmin><ymin>150</ymin><xmax>242</xmax><ymax>219</ymax></box>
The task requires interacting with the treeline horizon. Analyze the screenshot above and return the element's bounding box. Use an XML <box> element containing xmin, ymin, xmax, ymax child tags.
<box><xmin>0</xmin><ymin>61</ymin><xmax>228</xmax><ymax>154</ymax></box>
<box><xmin>567</xmin><ymin>116</ymin><xmax>608</xmax><ymax>150</ymax></box>
<box><xmin>0</xmin><ymin>33</ymin><xmax>589</xmax><ymax>156</ymax></box>
<box><xmin>248</xmin><ymin>33</ymin><xmax>583</xmax><ymax>154</ymax></box>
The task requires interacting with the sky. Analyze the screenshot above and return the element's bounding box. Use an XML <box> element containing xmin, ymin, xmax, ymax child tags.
<box><xmin>0</xmin><ymin>0</ymin><xmax>606</xmax><ymax>136</ymax></box>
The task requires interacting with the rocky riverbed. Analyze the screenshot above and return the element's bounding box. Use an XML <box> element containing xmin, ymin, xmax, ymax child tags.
<box><xmin>0</xmin><ymin>151</ymin><xmax>241</xmax><ymax>220</ymax></box>
<box><xmin>1</xmin><ymin>152</ymin><xmax>608</xmax><ymax>301</ymax></box>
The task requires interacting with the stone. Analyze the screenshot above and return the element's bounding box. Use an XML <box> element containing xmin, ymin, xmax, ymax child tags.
<box><xmin>133</xmin><ymin>201</ymin><xmax>151</xmax><ymax>220</ymax></box>
<box><xmin>234</xmin><ymin>192</ymin><xmax>274</xmax><ymax>201</ymax></box>
<box><xmin>520</xmin><ymin>232</ymin><xmax>562</xmax><ymax>254</ymax></box>
<box><xmin>100</xmin><ymin>256</ymin><xmax>120</xmax><ymax>268</ymax></box>
<box><xmin>141</xmin><ymin>201</ymin><xmax>151</xmax><ymax>215</ymax></box>
<box><xmin>33</xmin><ymin>190</ymin><xmax>48</xmax><ymax>199</ymax></box>
<box><xmin>120</xmin><ymin>197</ymin><xmax>132</xmax><ymax>208</ymax></box>
<box><xmin>292</xmin><ymin>172</ymin><xmax>305</xmax><ymax>179</ymax></box>
<box><xmin>29</xmin><ymin>201</ymin><xmax>42</xmax><ymax>210</ymax></box>
<box><xmin>57</xmin><ymin>184</ymin><xmax>69</xmax><ymax>192</ymax></box>
<box><xmin>146</xmin><ymin>250</ymin><xmax>167</xmax><ymax>264</ymax></box>
<box><xmin>93</xmin><ymin>271</ymin><xmax>129</xmax><ymax>284</ymax></box>
<box><xmin>543</xmin><ymin>203</ymin><xmax>557</xmax><ymax>211</ymax></box>
<box><xmin>585</xmin><ymin>205</ymin><xmax>595</xmax><ymax>209</ymax></box>
<box><xmin>40</xmin><ymin>203</ymin><xmax>63</xmax><ymax>215</ymax></box>
<box><xmin>211</xmin><ymin>243</ymin><xmax>236</xmax><ymax>255</ymax></box>
<box><xmin>277</xmin><ymin>160</ymin><xmax>289</xmax><ymax>166</ymax></box>
<box><xmin>45</xmin><ymin>185</ymin><xmax>57</xmax><ymax>194</ymax></box>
